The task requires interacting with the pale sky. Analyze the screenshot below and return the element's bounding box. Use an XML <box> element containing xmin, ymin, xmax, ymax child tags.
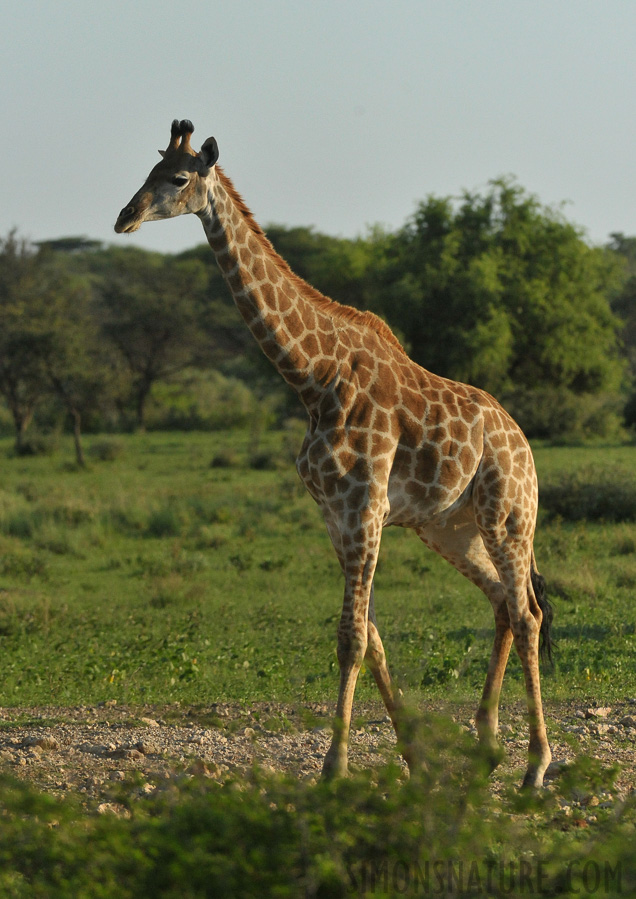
<box><xmin>2</xmin><ymin>0</ymin><xmax>635</xmax><ymax>255</ymax></box>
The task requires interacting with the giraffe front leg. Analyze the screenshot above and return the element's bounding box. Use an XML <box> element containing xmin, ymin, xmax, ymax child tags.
<box><xmin>321</xmin><ymin>515</ymin><xmax>382</xmax><ymax>781</ymax></box>
<box><xmin>322</xmin><ymin>604</ymin><xmax>368</xmax><ymax>779</ymax></box>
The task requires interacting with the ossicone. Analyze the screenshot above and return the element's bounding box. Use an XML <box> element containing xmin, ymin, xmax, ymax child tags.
<box><xmin>161</xmin><ymin>118</ymin><xmax>197</xmax><ymax>157</ymax></box>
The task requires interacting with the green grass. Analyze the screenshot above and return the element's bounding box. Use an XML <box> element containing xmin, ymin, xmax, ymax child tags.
<box><xmin>0</xmin><ymin>432</ymin><xmax>635</xmax><ymax>707</ymax></box>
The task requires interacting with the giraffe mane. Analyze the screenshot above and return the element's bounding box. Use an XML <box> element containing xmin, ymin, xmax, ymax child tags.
<box><xmin>216</xmin><ymin>168</ymin><xmax>406</xmax><ymax>355</ymax></box>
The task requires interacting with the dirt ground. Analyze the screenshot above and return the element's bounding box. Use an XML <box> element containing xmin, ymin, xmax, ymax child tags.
<box><xmin>0</xmin><ymin>699</ymin><xmax>634</xmax><ymax>816</ymax></box>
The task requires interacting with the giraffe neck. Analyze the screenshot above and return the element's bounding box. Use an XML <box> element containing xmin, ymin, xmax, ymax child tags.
<box><xmin>197</xmin><ymin>168</ymin><xmax>337</xmax><ymax>408</ymax></box>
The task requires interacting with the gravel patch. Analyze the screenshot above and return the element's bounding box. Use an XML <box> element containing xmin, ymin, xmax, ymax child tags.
<box><xmin>0</xmin><ymin>699</ymin><xmax>634</xmax><ymax>813</ymax></box>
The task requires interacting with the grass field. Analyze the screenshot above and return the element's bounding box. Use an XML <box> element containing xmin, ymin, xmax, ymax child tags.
<box><xmin>0</xmin><ymin>429</ymin><xmax>635</xmax><ymax>896</ymax></box>
<box><xmin>0</xmin><ymin>431</ymin><xmax>635</xmax><ymax>709</ymax></box>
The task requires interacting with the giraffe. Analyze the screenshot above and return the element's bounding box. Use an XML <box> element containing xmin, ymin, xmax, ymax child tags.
<box><xmin>115</xmin><ymin>120</ymin><xmax>553</xmax><ymax>788</ymax></box>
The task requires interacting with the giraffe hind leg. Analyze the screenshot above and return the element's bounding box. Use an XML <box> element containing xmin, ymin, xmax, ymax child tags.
<box><xmin>416</xmin><ymin>514</ymin><xmax>514</xmax><ymax>772</ymax></box>
<box><xmin>478</xmin><ymin>531</ymin><xmax>552</xmax><ymax>789</ymax></box>
<box><xmin>364</xmin><ymin>585</ymin><xmax>422</xmax><ymax>771</ymax></box>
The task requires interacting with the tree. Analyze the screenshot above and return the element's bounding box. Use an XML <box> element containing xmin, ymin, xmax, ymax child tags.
<box><xmin>33</xmin><ymin>276</ymin><xmax>123</xmax><ymax>467</ymax></box>
<box><xmin>608</xmin><ymin>233</ymin><xmax>636</xmax><ymax>426</ymax></box>
<box><xmin>0</xmin><ymin>232</ymin><xmax>51</xmax><ymax>453</ymax></box>
<box><xmin>96</xmin><ymin>247</ymin><xmax>211</xmax><ymax>430</ymax></box>
<box><xmin>365</xmin><ymin>180</ymin><xmax>626</xmax><ymax>438</ymax></box>
<box><xmin>0</xmin><ymin>234</ymin><xmax>122</xmax><ymax>462</ymax></box>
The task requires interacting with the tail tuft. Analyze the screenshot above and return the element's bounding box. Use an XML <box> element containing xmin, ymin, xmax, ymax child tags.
<box><xmin>531</xmin><ymin>559</ymin><xmax>554</xmax><ymax>667</ymax></box>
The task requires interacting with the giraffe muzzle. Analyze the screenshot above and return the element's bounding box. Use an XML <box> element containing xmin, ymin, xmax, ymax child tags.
<box><xmin>114</xmin><ymin>206</ymin><xmax>138</xmax><ymax>233</ymax></box>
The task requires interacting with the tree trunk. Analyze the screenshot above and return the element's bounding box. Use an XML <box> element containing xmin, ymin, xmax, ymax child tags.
<box><xmin>11</xmin><ymin>407</ymin><xmax>34</xmax><ymax>455</ymax></box>
<box><xmin>71</xmin><ymin>407</ymin><xmax>85</xmax><ymax>467</ymax></box>
<box><xmin>135</xmin><ymin>377</ymin><xmax>153</xmax><ymax>432</ymax></box>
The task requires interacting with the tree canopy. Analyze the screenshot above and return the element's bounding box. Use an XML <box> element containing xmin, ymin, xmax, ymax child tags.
<box><xmin>363</xmin><ymin>180</ymin><xmax>627</xmax><ymax>438</ymax></box>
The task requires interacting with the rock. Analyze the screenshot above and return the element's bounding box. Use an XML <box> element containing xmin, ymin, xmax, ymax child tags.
<box><xmin>585</xmin><ymin>707</ymin><xmax>612</xmax><ymax>719</ymax></box>
<box><xmin>79</xmin><ymin>742</ymin><xmax>116</xmax><ymax>756</ymax></box>
<box><xmin>97</xmin><ymin>802</ymin><xmax>131</xmax><ymax>818</ymax></box>
<box><xmin>544</xmin><ymin>759</ymin><xmax>571</xmax><ymax>779</ymax></box>
<box><xmin>188</xmin><ymin>758</ymin><xmax>224</xmax><ymax>778</ymax></box>
<box><xmin>23</xmin><ymin>735</ymin><xmax>60</xmax><ymax>752</ymax></box>
<box><xmin>620</xmin><ymin>715</ymin><xmax>636</xmax><ymax>728</ymax></box>
<box><xmin>140</xmin><ymin>717</ymin><xmax>159</xmax><ymax>727</ymax></box>
<box><xmin>114</xmin><ymin>748</ymin><xmax>144</xmax><ymax>761</ymax></box>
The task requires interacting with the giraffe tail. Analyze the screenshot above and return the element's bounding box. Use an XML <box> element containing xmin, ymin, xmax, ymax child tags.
<box><xmin>531</xmin><ymin>550</ymin><xmax>554</xmax><ymax>667</ymax></box>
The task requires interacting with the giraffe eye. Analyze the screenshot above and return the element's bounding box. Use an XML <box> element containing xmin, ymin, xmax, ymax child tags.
<box><xmin>172</xmin><ymin>175</ymin><xmax>188</xmax><ymax>187</ymax></box>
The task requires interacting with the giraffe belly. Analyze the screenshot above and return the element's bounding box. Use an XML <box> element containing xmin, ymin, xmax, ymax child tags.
<box><xmin>385</xmin><ymin>475</ymin><xmax>472</xmax><ymax>528</ymax></box>
<box><xmin>384</xmin><ymin>445</ymin><xmax>479</xmax><ymax>529</ymax></box>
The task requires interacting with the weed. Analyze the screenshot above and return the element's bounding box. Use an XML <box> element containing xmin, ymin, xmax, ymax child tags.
<box><xmin>89</xmin><ymin>438</ymin><xmax>125</xmax><ymax>462</ymax></box>
<box><xmin>0</xmin><ymin>758</ymin><xmax>632</xmax><ymax>897</ymax></box>
<box><xmin>248</xmin><ymin>450</ymin><xmax>280</xmax><ymax>470</ymax></box>
<box><xmin>0</xmin><ymin>550</ymin><xmax>48</xmax><ymax>580</ymax></box>
<box><xmin>210</xmin><ymin>449</ymin><xmax>238</xmax><ymax>468</ymax></box>
<box><xmin>146</xmin><ymin>502</ymin><xmax>190</xmax><ymax>538</ymax></box>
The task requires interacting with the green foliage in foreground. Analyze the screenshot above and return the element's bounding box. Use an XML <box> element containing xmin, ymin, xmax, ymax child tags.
<box><xmin>0</xmin><ymin>433</ymin><xmax>635</xmax><ymax>707</ymax></box>
<box><xmin>0</xmin><ymin>724</ymin><xmax>634</xmax><ymax>898</ymax></box>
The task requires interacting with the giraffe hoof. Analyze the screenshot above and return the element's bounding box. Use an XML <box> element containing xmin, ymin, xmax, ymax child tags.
<box><xmin>321</xmin><ymin>747</ymin><xmax>348</xmax><ymax>780</ymax></box>
<box><xmin>478</xmin><ymin>742</ymin><xmax>505</xmax><ymax>775</ymax></box>
<box><xmin>521</xmin><ymin>769</ymin><xmax>545</xmax><ymax>791</ymax></box>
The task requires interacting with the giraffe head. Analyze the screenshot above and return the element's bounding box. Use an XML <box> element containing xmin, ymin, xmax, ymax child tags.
<box><xmin>114</xmin><ymin>119</ymin><xmax>219</xmax><ymax>233</ymax></box>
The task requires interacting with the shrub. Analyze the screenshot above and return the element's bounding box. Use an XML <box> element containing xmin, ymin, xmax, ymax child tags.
<box><xmin>540</xmin><ymin>464</ymin><xmax>636</xmax><ymax>522</ymax></box>
<box><xmin>145</xmin><ymin>502</ymin><xmax>190</xmax><ymax>538</ymax></box>
<box><xmin>89</xmin><ymin>439</ymin><xmax>125</xmax><ymax>462</ymax></box>
<box><xmin>210</xmin><ymin>450</ymin><xmax>238</xmax><ymax>468</ymax></box>
<box><xmin>145</xmin><ymin>369</ymin><xmax>257</xmax><ymax>431</ymax></box>
<box><xmin>503</xmin><ymin>387</ymin><xmax>625</xmax><ymax>443</ymax></box>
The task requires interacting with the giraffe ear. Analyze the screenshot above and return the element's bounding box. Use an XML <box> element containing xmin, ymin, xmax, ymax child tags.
<box><xmin>199</xmin><ymin>136</ymin><xmax>219</xmax><ymax>170</ymax></box>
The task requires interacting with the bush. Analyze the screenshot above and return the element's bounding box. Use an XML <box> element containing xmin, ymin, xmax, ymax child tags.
<box><xmin>10</xmin><ymin>432</ymin><xmax>59</xmax><ymax>458</ymax></box>
<box><xmin>503</xmin><ymin>387</ymin><xmax>625</xmax><ymax>443</ymax></box>
<box><xmin>88</xmin><ymin>439</ymin><xmax>125</xmax><ymax>462</ymax></box>
<box><xmin>540</xmin><ymin>464</ymin><xmax>636</xmax><ymax>522</ymax></box>
<box><xmin>210</xmin><ymin>450</ymin><xmax>238</xmax><ymax>468</ymax></box>
<box><xmin>0</xmin><ymin>734</ymin><xmax>631</xmax><ymax>897</ymax></box>
<box><xmin>145</xmin><ymin>369</ymin><xmax>257</xmax><ymax>431</ymax></box>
